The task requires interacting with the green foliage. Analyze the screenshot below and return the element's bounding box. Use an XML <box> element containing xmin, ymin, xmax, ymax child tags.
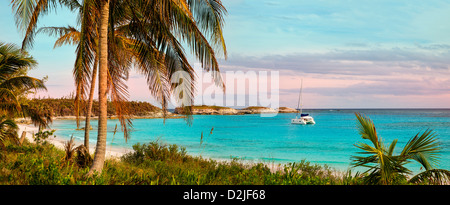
<box><xmin>34</xmin><ymin>129</ymin><xmax>55</xmax><ymax>145</ymax></box>
<box><xmin>0</xmin><ymin>41</ymin><xmax>46</xmax><ymax>117</ymax></box>
<box><xmin>0</xmin><ymin>140</ymin><xmax>358</xmax><ymax>185</ymax></box>
<box><xmin>0</xmin><ymin>116</ymin><xmax>19</xmax><ymax>148</ymax></box>
<box><xmin>27</xmin><ymin>98</ymin><xmax>161</xmax><ymax>117</ymax></box>
<box><xmin>408</xmin><ymin>169</ymin><xmax>450</xmax><ymax>185</ymax></box>
<box><xmin>351</xmin><ymin>112</ymin><xmax>449</xmax><ymax>185</ymax></box>
<box><xmin>123</xmin><ymin>141</ymin><xmax>188</xmax><ymax>164</ymax></box>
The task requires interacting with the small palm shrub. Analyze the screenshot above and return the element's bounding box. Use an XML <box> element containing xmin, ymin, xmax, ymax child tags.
<box><xmin>351</xmin><ymin>112</ymin><xmax>450</xmax><ymax>185</ymax></box>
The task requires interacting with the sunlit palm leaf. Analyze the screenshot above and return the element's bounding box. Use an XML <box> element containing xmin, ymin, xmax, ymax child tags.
<box><xmin>409</xmin><ymin>169</ymin><xmax>450</xmax><ymax>185</ymax></box>
<box><xmin>355</xmin><ymin>112</ymin><xmax>380</xmax><ymax>149</ymax></box>
<box><xmin>37</xmin><ymin>26</ymin><xmax>80</xmax><ymax>48</ymax></box>
<box><xmin>0</xmin><ymin>76</ymin><xmax>46</xmax><ymax>92</ymax></box>
<box><xmin>188</xmin><ymin>0</ymin><xmax>227</xmax><ymax>57</ymax></box>
<box><xmin>0</xmin><ymin>116</ymin><xmax>19</xmax><ymax>148</ymax></box>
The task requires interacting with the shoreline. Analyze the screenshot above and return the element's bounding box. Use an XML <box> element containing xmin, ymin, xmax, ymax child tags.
<box><xmin>17</xmin><ymin>122</ymin><xmax>287</xmax><ymax>172</ymax></box>
<box><xmin>16</xmin><ymin>121</ymin><xmax>348</xmax><ymax>176</ymax></box>
<box><xmin>17</xmin><ymin>123</ymin><xmax>132</xmax><ymax>160</ymax></box>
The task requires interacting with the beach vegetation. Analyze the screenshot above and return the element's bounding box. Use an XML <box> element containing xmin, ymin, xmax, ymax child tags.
<box><xmin>0</xmin><ymin>138</ymin><xmax>359</xmax><ymax>185</ymax></box>
<box><xmin>351</xmin><ymin>112</ymin><xmax>450</xmax><ymax>185</ymax></box>
<box><xmin>2</xmin><ymin>130</ymin><xmax>449</xmax><ymax>185</ymax></box>
<box><xmin>33</xmin><ymin>129</ymin><xmax>56</xmax><ymax>145</ymax></box>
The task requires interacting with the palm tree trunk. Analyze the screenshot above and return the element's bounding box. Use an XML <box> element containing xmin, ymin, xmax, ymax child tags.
<box><xmin>89</xmin><ymin>0</ymin><xmax>109</xmax><ymax>175</ymax></box>
<box><xmin>84</xmin><ymin>55</ymin><xmax>98</xmax><ymax>151</ymax></box>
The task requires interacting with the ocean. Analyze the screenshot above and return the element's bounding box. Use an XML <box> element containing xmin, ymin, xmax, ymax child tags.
<box><xmin>51</xmin><ymin>109</ymin><xmax>450</xmax><ymax>174</ymax></box>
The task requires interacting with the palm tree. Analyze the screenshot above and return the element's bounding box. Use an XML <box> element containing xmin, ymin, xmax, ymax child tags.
<box><xmin>0</xmin><ymin>42</ymin><xmax>47</xmax><ymax>116</ymax></box>
<box><xmin>88</xmin><ymin>0</ymin><xmax>228</xmax><ymax>175</ymax></box>
<box><xmin>11</xmin><ymin>0</ymin><xmax>228</xmax><ymax>175</ymax></box>
<box><xmin>351</xmin><ymin>112</ymin><xmax>450</xmax><ymax>185</ymax></box>
<box><xmin>0</xmin><ymin>42</ymin><xmax>48</xmax><ymax>148</ymax></box>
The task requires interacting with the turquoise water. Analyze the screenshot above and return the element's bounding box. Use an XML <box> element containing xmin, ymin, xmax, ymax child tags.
<box><xmin>51</xmin><ymin>109</ymin><xmax>450</xmax><ymax>173</ymax></box>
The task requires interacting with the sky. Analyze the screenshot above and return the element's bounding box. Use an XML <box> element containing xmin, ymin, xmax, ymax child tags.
<box><xmin>1</xmin><ymin>0</ymin><xmax>450</xmax><ymax>108</ymax></box>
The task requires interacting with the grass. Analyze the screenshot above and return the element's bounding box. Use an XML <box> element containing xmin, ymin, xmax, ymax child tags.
<box><xmin>0</xmin><ymin>138</ymin><xmax>363</xmax><ymax>185</ymax></box>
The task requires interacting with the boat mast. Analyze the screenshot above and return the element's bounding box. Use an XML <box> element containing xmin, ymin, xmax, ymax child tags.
<box><xmin>296</xmin><ymin>79</ymin><xmax>303</xmax><ymax>118</ymax></box>
<box><xmin>300</xmin><ymin>79</ymin><xmax>303</xmax><ymax>115</ymax></box>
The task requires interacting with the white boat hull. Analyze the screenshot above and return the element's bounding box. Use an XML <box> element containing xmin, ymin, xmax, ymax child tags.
<box><xmin>302</xmin><ymin>116</ymin><xmax>316</xmax><ymax>124</ymax></box>
<box><xmin>291</xmin><ymin>116</ymin><xmax>315</xmax><ymax>125</ymax></box>
<box><xmin>291</xmin><ymin>118</ymin><xmax>306</xmax><ymax>124</ymax></box>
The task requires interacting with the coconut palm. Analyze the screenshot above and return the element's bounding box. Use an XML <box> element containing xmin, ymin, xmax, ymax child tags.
<box><xmin>87</xmin><ymin>0</ymin><xmax>228</xmax><ymax>174</ymax></box>
<box><xmin>0</xmin><ymin>42</ymin><xmax>47</xmax><ymax>116</ymax></box>
<box><xmin>11</xmin><ymin>0</ymin><xmax>228</xmax><ymax>175</ymax></box>
<box><xmin>351</xmin><ymin>112</ymin><xmax>450</xmax><ymax>185</ymax></box>
<box><xmin>0</xmin><ymin>42</ymin><xmax>47</xmax><ymax>148</ymax></box>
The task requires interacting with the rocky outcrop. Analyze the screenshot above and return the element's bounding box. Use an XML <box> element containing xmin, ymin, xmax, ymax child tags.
<box><xmin>174</xmin><ymin>106</ymin><xmax>239</xmax><ymax>115</ymax></box>
<box><xmin>277</xmin><ymin>107</ymin><xmax>298</xmax><ymax>113</ymax></box>
<box><xmin>240</xmin><ymin>106</ymin><xmax>277</xmax><ymax>114</ymax></box>
<box><xmin>174</xmin><ymin>106</ymin><xmax>298</xmax><ymax>115</ymax></box>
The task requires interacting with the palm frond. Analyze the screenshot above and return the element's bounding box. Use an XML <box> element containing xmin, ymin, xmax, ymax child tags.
<box><xmin>352</xmin><ymin>113</ymin><xmax>416</xmax><ymax>184</ymax></box>
<box><xmin>73</xmin><ymin>0</ymin><xmax>98</xmax><ymax>128</ymax></box>
<box><xmin>355</xmin><ymin>112</ymin><xmax>381</xmax><ymax>149</ymax></box>
<box><xmin>400</xmin><ymin>129</ymin><xmax>440</xmax><ymax>170</ymax></box>
<box><xmin>0</xmin><ymin>88</ymin><xmax>22</xmax><ymax>114</ymax></box>
<box><xmin>0</xmin><ymin>42</ymin><xmax>37</xmax><ymax>78</ymax></box>
<box><xmin>0</xmin><ymin>116</ymin><xmax>19</xmax><ymax>148</ymax></box>
<box><xmin>171</xmin><ymin>3</ymin><xmax>224</xmax><ymax>90</ymax></box>
<box><xmin>387</xmin><ymin>139</ymin><xmax>398</xmax><ymax>156</ymax></box>
<box><xmin>188</xmin><ymin>0</ymin><xmax>227</xmax><ymax>57</ymax></box>
<box><xmin>23</xmin><ymin>103</ymin><xmax>54</xmax><ymax>131</ymax></box>
<box><xmin>0</xmin><ymin>76</ymin><xmax>47</xmax><ymax>92</ymax></box>
<box><xmin>409</xmin><ymin>169</ymin><xmax>450</xmax><ymax>185</ymax></box>
<box><xmin>11</xmin><ymin>0</ymin><xmax>56</xmax><ymax>49</ymax></box>
<box><xmin>37</xmin><ymin>26</ymin><xmax>80</xmax><ymax>48</ymax></box>
<box><xmin>106</xmin><ymin>36</ymin><xmax>133</xmax><ymax>141</ymax></box>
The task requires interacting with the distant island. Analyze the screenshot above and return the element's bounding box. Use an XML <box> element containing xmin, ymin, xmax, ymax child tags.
<box><xmin>174</xmin><ymin>105</ymin><xmax>298</xmax><ymax>115</ymax></box>
<box><xmin>19</xmin><ymin>98</ymin><xmax>298</xmax><ymax>121</ymax></box>
<box><xmin>20</xmin><ymin>98</ymin><xmax>175</xmax><ymax>120</ymax></box>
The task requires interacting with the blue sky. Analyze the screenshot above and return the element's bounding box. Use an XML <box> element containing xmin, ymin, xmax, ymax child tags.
<box><xmin>1</xmin><ymin>0</ymin><xmax>450</xmax><ymax>108</ymax></box>
<box><xmin>224</xmin><ymin>0</ymin><xmax>450</xmax><ymax>53</ymax></box>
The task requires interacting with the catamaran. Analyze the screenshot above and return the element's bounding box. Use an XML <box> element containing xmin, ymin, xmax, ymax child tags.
<box><xmin>291</xmin><ymin>79</ymin><xmax>315</xmax><ymax>125</ymax></box>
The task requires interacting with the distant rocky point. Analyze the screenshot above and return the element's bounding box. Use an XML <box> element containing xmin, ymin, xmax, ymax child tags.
<box><xmin>277</xmin><ymin>107</ymin><xmax>298</xmax><ymax>113</ymax></box>
<box><xmin>174</xmin><ymin>105</ymin><xmax>239</xmax><ymax>115</ymax></box>
<box><xmin>239</xmin><ymin>106</ymin><xmax>277</xmax><ymax>114</ymax></box>
<box><xmin>174</xmin><ymin>105</ymin><xmax>298</xmax><ymax>115</ymax></box>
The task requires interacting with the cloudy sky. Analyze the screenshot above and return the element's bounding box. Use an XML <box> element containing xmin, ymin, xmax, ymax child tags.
<box><xmin>1</xmin><ymin>0</ymin><xmax>450</xmax><ymax>108</ymax></box>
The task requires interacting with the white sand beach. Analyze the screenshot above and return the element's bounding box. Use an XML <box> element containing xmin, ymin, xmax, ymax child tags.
<box><xmin>17</xmin><ymin>123</ymin><xmax>132</xmax><ymax>159</ymax></box>
<box><xmin>16</xmin><ymin>122</ymin><xmax>288</xmax><ymax>173</ymax></box>
<box><xmin>16</xmin><ymin>122</ymin><xmax>343</xmax><ymax>175</ymax></box>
